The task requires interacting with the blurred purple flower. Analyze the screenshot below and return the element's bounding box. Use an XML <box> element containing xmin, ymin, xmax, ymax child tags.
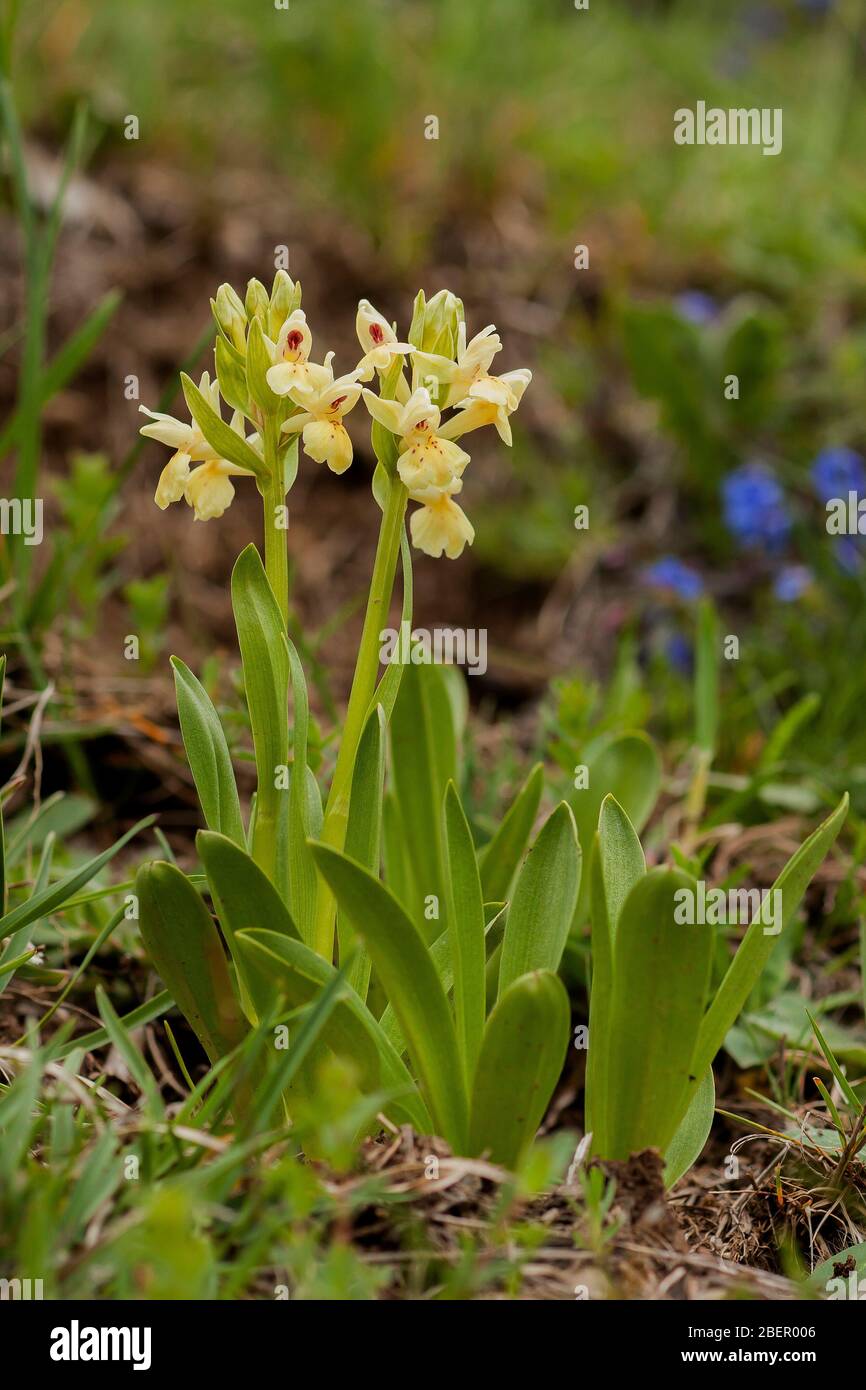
<box><xmin>641</xmin><ymin>556</ymin><xmax>704</xmax><ymax>601</ymax></box>
<box><xmin>674</xmin><ymin>291</ymin><xmax>719</xmax><ymax>327</ymax></box>
<box><xmin>665</xmin><ymin>632</ymin><xmax>693</xmax><ymax>674</ymax></box>
<box><xmin>811</xmin><ymin>446</ymin><xmax>866</xmax><ymax>504</ymax></box>
<box><xmin>835</xmin><ymin>535</ymin><xmax>864</xmax><ymax>576</ymax></box>
<box><xmin>722</xmin><ymin>463</ymin><xmax>790</xmax><ymax>550</ymax></box>
<box><xmin>773</xmin><ymin>564</ymin><xmax>812</xmax><ymax>602</ymax></box>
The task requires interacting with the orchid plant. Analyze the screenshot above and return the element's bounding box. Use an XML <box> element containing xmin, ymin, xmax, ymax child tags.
<box><xmin>135</xmin><ymin>272</ymin><xmax>847</xmax><ymax>1180</ymax></box>
<box><xmin>135</xmin><ymin>274</ymin><xmax>581</xmax><ymax>1167</ymax></box>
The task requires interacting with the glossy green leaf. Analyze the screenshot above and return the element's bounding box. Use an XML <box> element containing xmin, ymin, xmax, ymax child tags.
<box><xmin>197</xmin><ymin>829</ymin><xmax>301</xmax><ymax>1020</ymax></box>
<box><xmin>137</xmin><ymin>860</ymin><xmax>248</xmax><ymax>1065</ymax></box>
<box><xmin>389</xmin><ymin>661</ymin><xmax>457</xmax><ymax>932</ymax></box>
<box><xmin>663</xmin><ymin>1068</ymin><xmax>715</xmax><ymax>1188</ymax></box>
<box><xmin>606</xmin><ymin>868</ymin><xmax>713</xmax><ymax>1159</ymax></box>
<box><xmin>478</xmin><ymin>762</ymin><xmax>544</xmax><ymax>903</ymax></box>
<box><xmin>231</xmin><ymin>544</ymin><xmax>289</xmax><ymax>896</ymax></box>
<box><xmin>585</xmin><ymin>795</ymin><xmax>645</xmax><ymax>1150</ymax></box>
<box><xmin>498</xmin><ymin>802</ymin><xmax>581</xmax><ymax>998</ymax></box>
<box><xmin>443</xmin><ymin>782</ymin><xmax>485</xmax><ymax>1082</ymax></box>
<box><xmin>469</xmin><ymin>970</ymin><xmax>570</xmax><ymax>1168</ymax></box>
<box><xmin>172</xmin><ymin>656</ymin><xmax>245</xmax><ymax>846</ymax></box>
<box><xmin>310</xmin><ymin>843</ymin><xmax>469</xmax><ymax>1150</ymax></box>
<box><xmin>338</xmin><ymin>705</ymin><xmax>386</xmax><ymax>1001</ymax></box>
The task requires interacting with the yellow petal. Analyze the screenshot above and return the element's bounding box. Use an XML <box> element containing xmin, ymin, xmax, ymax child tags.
<box><xmin>302</xmin><ymin>419</ymin><xmax>353</xmax><ymax>474</ymax></box>
<box><xmin>410</xmin><ymin>496</ymin><xmax>474</xmax><ymax>560</ymax></box>
<box><xmin>154</xmin><ymin>451</ymin><xmax>191</xmax><ymax>509</ymax></box>
<box><xmin>184</xmin><ymin>462</ymin><xmax>236</xmax><ymax>521</ymax></box>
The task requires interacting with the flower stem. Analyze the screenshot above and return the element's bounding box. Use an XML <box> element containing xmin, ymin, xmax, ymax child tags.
<box><xmin>262</xmin><ymin>415</ymin><xmax>289</xmax><ymax>628</ymax></box>
<box><xmin>312</xmin><ymin>476</ymin><xmax>408</xmax><ymax>958</ymax></box>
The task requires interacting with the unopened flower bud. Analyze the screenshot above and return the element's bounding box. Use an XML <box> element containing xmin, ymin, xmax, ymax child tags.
<box><xmin>245</xmin><ymin>277</ymin><xmax>270</xmax><ymax>324</ymax></box>
<box><xmin>269</xmin><ymin>270</ymin><xmax>302</xmax><ymax>339</ymax></box>
<box><xmin>213</xmin><ymin>283</ymin><xmax>247</xmax><ymax>352</ymax></box>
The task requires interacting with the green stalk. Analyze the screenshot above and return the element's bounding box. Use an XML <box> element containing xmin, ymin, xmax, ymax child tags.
<box><xmin>312</xmin><ymin>476</ymin><xmax>408</xmax><ymax>959</ymax></box>
<box><xmin>261</xmin><ymin>415</ymin><xmax>289</xmax><ymax>629</ymax></box>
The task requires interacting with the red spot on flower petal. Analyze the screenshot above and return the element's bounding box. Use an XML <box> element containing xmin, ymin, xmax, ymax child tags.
<box><xmin>370</xmin><ymin>324</ymin><xmax>385</xmax><ymax>344</ymax></box>
<box><xmin>286</xmin><ymin>330</ymin><xmax>303</xmax><ymax>351</ymax></box>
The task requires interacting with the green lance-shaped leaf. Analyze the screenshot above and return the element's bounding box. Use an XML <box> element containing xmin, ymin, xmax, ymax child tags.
<box><xmin>663</xmin><ymin>1068</ymin><xmax>715</xmax><ymax>1189</ymax></box>
<box><xmin>469</xmin><ymin>969</ymin><xmax>570</xmax><ymax>1169</ymax></box>
<box><xmin>478</xmin><ymin>762</ymin><xmax>544</xmax><ymax>904</ymax></box>
<box><xmin>585</xmin><ymin>795</ymin><xmax>645</xmax><ymax>1152</ymax></box>
<box><xmin>389</xmin><ymin>661</ymin><xmax>457</xmax><ymax>932</ymax></box>
<box><xmin>443</xmin><ymin>782</ymin><xmax>486</xmax><ymax>1083</ymax></box>
<box><xmin>180</xmin><ymin>372</ymin><xmax>267</xmax><ymax>480</ymax></box>
<box><xmin>235</xmin><ymin>928</ymin><xmax>429</xmax><ymax>1132</ymax></box>
<box><xmin>171</xmin><ymin>657</ymin><xmax>245</xmax><ymax>847</ymax></box>
<box><xmin>285</xmin><ymin>633</ymin><xmax>318</xmax><ymax>946</ymax></box>
<box><xmin>231</xmin><ymin>544</ymin><xmax>289</xmax><ymax>897</ymax></box>
<box><xmin>569</xmin><ymin>731</ymin><xmax>660</xmax><ymax>921</ymax></box>
<box><xmin>136</xmin><ymin>861</ymin><xmax>248</xmax><ymax>1066</ymax></box>
<box><xmin>687</xmin><ymin>794</ymin><xmax>848</xmax><ymax>1101</ymax></box>
<box><xmin>605</xmin><ymin>868</ymin><xmax>712</xmax><ymax>1160</ymax></box>
<box><xmin>310</xmin><ymin>843</ymin><xmax>469</xmax><ymax>1151</ymax></box>
<box><xmin>197</xmin><ymin>829</ymin><xmax>301</xmax><ymax>1020</ymax></box>
<box><xmin>498</xmin><ymin>802</ymin><xmax>581</xmax><ymax>999</ymax></box>
<box><xmin>337</xmin><ymin>705</ymin><xmax>386</xmax><ymax>1001</ymax></box>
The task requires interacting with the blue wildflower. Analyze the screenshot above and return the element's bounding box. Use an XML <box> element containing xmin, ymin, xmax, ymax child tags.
<box><xmin>722</xmin><ymin>463</ymin><xmax>790</xmax><ymax>550</ymax></box>
<box><xmin>835</xmin><ymin>535</ymin><xmax>864</xmax><ymax>576</ymax></box>
<box><xmin>665</xmin><ymin>632</ymin><xmax>693</xmax><ymax>674</ymax></box>
<box><xmin>674</xmin><ymin>292</ymin><xmax>719</xmax><ymax>327</ymax></box>
<box><xmin>773</xmin><ymin>565</ymin><xmax>812</xmax><ymax>602</ymax></box>
<box><xmin>641</xmin><ymin>556</ymin><xmax>704</xmax><ymax>601</ymax></box>
<box><xmin>811</xmin><ymin>446</ymin><xmax>866</xmax><ymax>505</ymax></box>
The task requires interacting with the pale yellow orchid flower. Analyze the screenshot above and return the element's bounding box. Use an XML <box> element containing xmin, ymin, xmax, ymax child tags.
<box><xmin>281</xmin><ymin>369</ymin><xmax>363</xmax><ymax>475</ymax></box>
<box><xmin>363</xmin><ymin>386</ymin><xmax>470</xmax><ymax>496</ymax></box>
<box><xmin>140</xmin><ymin>383</ymin><xmax>257</xmax><ymax>519</ymax></box>
<box><xmin>409</xmin><ymin>490</ymin><xmax>475</xmax><ymax>560</ymax></box>
<box><xmin>140</xmin><ymin>373</ymin><xmax>223</xmax><ymax>510</ymax></box>
<box><xmin>265</xmin><ymin>310</ymin><xmax>331</xmax><ymax>399</ymax></box>
<box><xmin>439</xmin><ymin>367</ymin><xmax>532</xmax><ymax>447</ymax></box>
<box><xmin>355</xmin><ymin>300</ymin><xmax>413</xmax><ymax>382</ymax></box>
<box><xmin>413</xmin><ymin>323</ymin><xmax>502</xmax><ymax>408</ymax></box>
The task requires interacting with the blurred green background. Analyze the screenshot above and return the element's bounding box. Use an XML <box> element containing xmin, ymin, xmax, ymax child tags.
<box><xmin>3</xmin><ymin>0</ymin><xmax>866</xmax><ymax>808</ymax></box>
